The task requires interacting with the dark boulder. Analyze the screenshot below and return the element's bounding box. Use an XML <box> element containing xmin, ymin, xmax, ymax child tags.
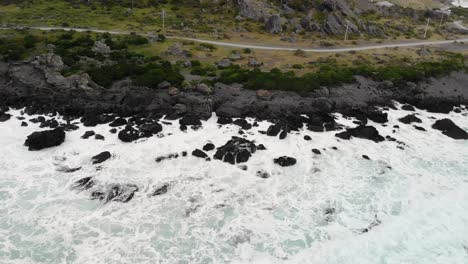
<box><xmin>118</xmin><ymin>126</ymin><xmax>141</xmax><ymax>142</ymax></box>
<box><xmin>256</xmin><ymin>170</ymin><xmax>270</xmax><ymax>179</ymax></box>
<box><xmin>432</xmin><ymin>119</ymin><xmax>468</xmax><ymax>140</ymax></box>
<box><xmin>257</xmin><ymin>144</ymin><xmax>267</xmax><ymax>150</ymax></box>
<box><xmin>401</xmin><ymin>104</ymin><xmax>415</xmax><ymax>111</ymax></box>
<box><xmin>274</xmin><ymin>156</ymin><xmax>297</xmax><ymax>167</ymax></box>
<box><xmin>307</xmin><ymin>114</ymin><xmax>341</xmax><ymax>132</ymax></box>
<box><xmin>214</xmin><ymin>137</ymin><xmax>257</xmax><ymax>164</ymax></box>
<box><xmin>217</xmin><ymin>116</ymin><xmax>233</xmax><ymax>125</ymax></box>
<box><xmin>30</xmin><ymin>116</ymin><xmax>45</xmax><ymax>124</ymax></box>
<box><xmin>398</xmin><ymin>114</ymin><xmax>422</xmax><ymax>124</ymax></box>
<box><xmin>92</xmin><ymin>151</ymin><xmax>111</xmax><ymax>164</ymax></box>
<box><xmin>21</xmin><ymin>121</ymin><xmax>28</xmax><ymax>127</ymax></box>
<box><xmin>312</xmin><ymin>149</ymin><xmax>321</xmax><ymax>155</ymax></box>
<box><xmin>139</xmin><ymin>121</ymin><xmax>163</xmax><ymax>137</ymax></box>
<box><xmin>414</xmin><ymin>126</ymin><xmax>426</xmax><ymax>131</ymax></box>
<box><xmin>180</xmin><ymin>115</ymin><xmax>202</xmax><ymax>130</ymax></box>
<box><xmin>40</xmin><ymin>119</ymin><xmax>59</xmax><ymax>129</ymax></box>
<box><xmin>362</xmin><ymin>155</ymin><xmax>370</xmax><ymax>160</ymax></box>
<box><xmin>109</xmin><ymin>118</ymin><xmax>127</xmax><ymax>127</ymax></box>
<box><xmin>155</xmin><ymin>153</ymin><xmax>179</xmax><ymax>163</ymax></box>
<box><xmin>335</xmin><ymin>126</ymin><xmax>385</xmax><ymax>143</ymax></box>
<box><xmin>24</xmin><ymin>128</ymin><xmax>66</xmax><ymax>151</ymax></box>
<box><xmin>95</xmin><ymin>134</ymin><xmax>105</xmax><ymax>140</ymax></box>
<box><xmin>203</xmin><ymin>143</ymin><xmax>216</xmax><ymax>151</ymax></box>
<box><xmin>233</xmin><ymin>118</ymin><xmax>252</xmax><ymax>130</ymax></box>
<box><xmin>109</xmin><ymin>128</ymin><xmax>117</xmax><ymax>134</ymax></box>
<box><xmin>81</xmin><ymin>130</ymin><xmax>95</xmax><ymax>139</ymax></box>
<box><xmin>192</xmin><ymin>149</ymin><xmax>210</xmax><ymax>160</ymax></box>
<box><xmin>266</xmin><ymin>124</ymin><xmax>282</xmax><ymax>137</ymax></box>
<box><xmin>0</xmin><ymin>112</ymin><xmax>11</xmax><ymax>122</ymax></box>
<box><xmin>304</xmin><ymin>135</ymin><xmax>312</xmax><ymax>141</ymax></box>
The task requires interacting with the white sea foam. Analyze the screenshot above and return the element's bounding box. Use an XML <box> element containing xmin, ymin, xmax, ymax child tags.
<box><xmin>0</xmin><ymin>103</ymin><xmax>467</xmax><ymax>264</ymax></box>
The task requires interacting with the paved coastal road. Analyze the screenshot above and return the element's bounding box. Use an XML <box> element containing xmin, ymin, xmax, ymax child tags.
<box><xmin>3</xmin><ymin>25</ymin><xmax>468</xmax><ymax>53</ymax></box>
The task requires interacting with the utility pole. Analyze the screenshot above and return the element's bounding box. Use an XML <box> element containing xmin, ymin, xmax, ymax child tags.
<box><xmin>344</xmin><ymin>22</ymin><xmax>349</xmax><ymax>41</ymax></box>
<box><xmin>162</xmin><ymin>9</ymin><xmax>166</xmax><ymax>34</ymax></box>
<box><xmin>424</xmin><ymin>18</ymin><xmax>430</xmax><ymax>39</ymax></box>
<box><xmin>439</xmin><ymin>14</ymin><xmax>444</xmax><ymax>29</ymax></box>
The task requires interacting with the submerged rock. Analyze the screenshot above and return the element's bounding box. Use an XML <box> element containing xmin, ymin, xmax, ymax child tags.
<box><xmin>274</xmin><ymin>156</ymin><xmax>297</xmax><ymax>167</ymax></box>
<box><xmin>152</xmin><ymin>184</ymin><xmax>170</xmax><ymax>196</ymax></box>
<box><xmin>335</xmin><ymin>126</ymin><xmax>385</xmax><ymax>143</ymax></box>
<box><xmin>71</xmin><ymin>177</ymin><xmax>95</xmax><ymax>191</ymax></box>
<box><xmin>24</xmin><ymin>128</ymin><xmax>66</xmax><ymax>151</ymax></box>
<box><xmin>214</xmin><ymin>137</ymin><xmax>257</xmax><ymax>164</ymax></box>
<box><xmin>93</xmin><ymin>184</ymin><xmax>139</xmax><ymax>204</ymax></box>
<box><xmin>432</xmin><ymin>119</ymin><xmax>468</xmax><ymax>140</ymax></box>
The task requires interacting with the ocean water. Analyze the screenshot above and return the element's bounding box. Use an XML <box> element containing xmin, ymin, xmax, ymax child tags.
<box><xmin>0</xmin><ymin>103</ymin><xmax>467</xmax><ymax>264</ymax></box>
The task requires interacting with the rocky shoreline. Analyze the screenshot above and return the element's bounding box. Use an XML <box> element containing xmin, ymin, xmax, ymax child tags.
<box><xmin>1</xmin><ymin>53</ymin><xmax>468</xmax><ymax>148</ymax></box>
<box><xmin>1</xmin><ymin>53</ymin><xmax>467</xmax><ymax>120</ymax></box>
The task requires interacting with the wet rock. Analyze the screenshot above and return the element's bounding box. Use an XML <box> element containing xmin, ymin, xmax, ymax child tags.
<box><xmin>414</xmin><ymin>126</ymin><xmax>426</xmax><ymax>131</ymax></box>
<box><xmin>21</xmin><ymin>121</ymin><xmax>28</xmax><ymax>127</ymax></box>
<box><xmin>401</xmin><ymin>104</ymin><xmax>415</xmax><ymax>111</ymax></box>
<box><xmin>217</xmin><ymin>116</ymin><xmax>233</xmax><ymax>125</ymax></box>
<box><xmin>362</xmin><ymin>155</ymin><xmax>370</xmax><ymax>160</ymax></box>
<box><xmin>192</xmin><ymin>149</ymin><xmax>210</xmax><ymax>160</ymax></box>
<box><xmin>109</xmin><ymin>128</ymin><xmax>117</xmax><ymax>134</ymax></box>
<box><xmin>180</xmin><ymin>115</ymin><xmax>202</xmax><ymax>131</ymax></box>
<box><xmin>71</xmin><ymin>177</ymin><xmax>95</xmax><ymax>191</ymax></box>
<box><xmin>279</xmin><ymin>130</ymin><xmax>288</xmax><ymax>139</ymax></box>
<box><xmin>152</xmin><ymin>184</ymin><xmax>169</xmax><ymax>196</ymax></box>
<box><xmin>398</xmin><ymin>114</ymin><xmax>422</xmax><ymax>124</ymax></box>
<box><xmin>30</xmin><ymin>116</ymin><xmax>46</xmax><ymax>124</ymax></box>
<box><xmin>95</xmin><ymin>134</ymin><xmax>105</xmax><ymax>140</ymax></box>
<box><xmin>335</xmin><ymin>126</ymin><xmax>385</xmax><ymax>143</ymax></box>
<box><xmin>432</xmin><ymin>119</ymin><xmax>468</xmax><ymax>140</ymax></box>
<box><xmin>312</xmin><ymin>149</ymin><xmax>321</xmax><ymax>155</ymax></box>
<box><xmin>100</xmin><ymin>184</ymin><xmax>139</xmax><ymax>203</ymax></box>
<box><xmin>304</xmin><ymin>135</ymin><xmax>312</xmax><ymax>141</ymax></box>
<box><xmin>266</xmin><ymin>123</ymin><xmax>282</xmax><ymax>137</ymax></box>
<box><xmin>40</xmin><ymin>119</ymin><xmax>59</xmax><ymax>129</ymax></box>
<box><xmin>118</xmin><ymin>126</ymin><xmax>141</xmax><ymax>142</ymax></box>
<box><xmin>257</xmin><ymin>144</ymin><xmax>267</xmax><ymax>150</ymax></box>
<box><xmin>203</xmin><ymin>143</ymin><xmax>216</xmax><ymax>152</ymax></box>
<box><xmin>24</xmin><ymin>128</ymin><xmax>66</xmax><ymax>151</ymax></box>
<box><xmin>214</xmin><ymin>137</ymin><xmax>257</xmax><ymax>164</ymax></box>
<box><xmin>274</xmin><ymin>156</ymin><xmax>297</xmax><ymax>167</ymax></box>
<box><xmin>307</xmin><ymin>114</ymin><xmax>341</xmax><ymax>132</ymax></box>
<box><xmin>138</xmin><ymin>121</ymin><xmax>163</xmax><ymax>136</ymax></box>
<box><xmin>109</xmin><ymin>118</ymin><xmax>127</xmax><ymax>127</ymax></box>
<box><xmin>81</xmin><ymin>130</ymin><xmax>95</xmax><ymax>139</ymax></box>
<box><xmin>233</xmin><ymin>118</ymin><xmax>252</xmax><ymax>130</ymax></box>
<box><xmin>0</xmin><ymin>112</ymin><xmax>11</xmax><ymax>122</ymax></box>
<box><xmin>155</xmin><ymin>153</ymin><xmax>179</xmax><ymax>163</ymax></box>
<box><xmin>92</xmin><ymin>151</ymin><xmax>111</xmax><ymax>164</ymax></box>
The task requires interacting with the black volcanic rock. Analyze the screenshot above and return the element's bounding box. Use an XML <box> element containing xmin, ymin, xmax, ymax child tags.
<box><xmin>335</xmin><ymin>126</ymin><xmax>385</xmax><ymax>142</ymax></box>
<box><xmin>217</xmin><ymin>117</ymin><xmax>233</xmax><ymax>125</ymax></box>
<box><xmin>432</xmin><ymin>119</ymin><xmax>468</xmax><ymax>139</ymax></box>
<box><xmin>214</xmin><ymin>137</ymin><xmax>257</xmax><ymax>164</ymax></box>
<box><xmin>398</xmin><ymin>114</ymin><xmax>422</xmax><ymax>124</ymax></box>
<box><xmin>180</xmin><ymin>115</ymin><xmax>202</xmax><ymax>131</ymax></box>
<box><xmin>0</xmin><ymin>112</ymin><xmax>11</xmax><ymax>122</ymax></box>
<box><xmin>109</xmin><ymin>118</ymin><xmax>127</xmax><ymax>127</ymax></box>
<box><xmin>304</xmin><ymin>135</ymin><xmax>312</xmax><ymax>141</ymax></box>
<box><xmin>118</xmin><ymin>126</ymin><xmax>141</xmax><ymax>142</ymax></box>
<box><xmin>92</xmin><ymin>151</ymin><xmax>112</xmax><ymax>164</ymax></box>
<box><xmin>401</xmin><ymin>104</ymin><xmax>416</xmax><ymax>111</ymax></box>
<box><xmin>274</xmin><ymin>156</ymin><xmax>297</xmax><ymax>167</ymax></box>
<box><xmin>312</xmin><ymin>149</ymin><xmax>321</xmax><ymax>155</ymax></box>
<box><xmin>203</xmin><ymin>143</ymin><xmax>216</xmax><ymax>151</ymax></box>
<box><xmin>192</xmin><ymin>149</ymin><xmax>210</xmax><ymax>160</ymax></box>
<box><xmin>24</xmin><ymin>128</ymin><xmax>66</xmax><ymax>151</ymax></box>
<box><xmin>152</xmin><ymin>184</ymin><xmax>169</xmax><ymax>196</ymax></box>
<box><xmin>233</xmin><ymin>118</ymin><xmax>252</xmax><ymax>130</ymax></box>
<box><xmin>81</xmin><ymin>130</ymin><xmax>95</xmax><ymax>139</ymax></box>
